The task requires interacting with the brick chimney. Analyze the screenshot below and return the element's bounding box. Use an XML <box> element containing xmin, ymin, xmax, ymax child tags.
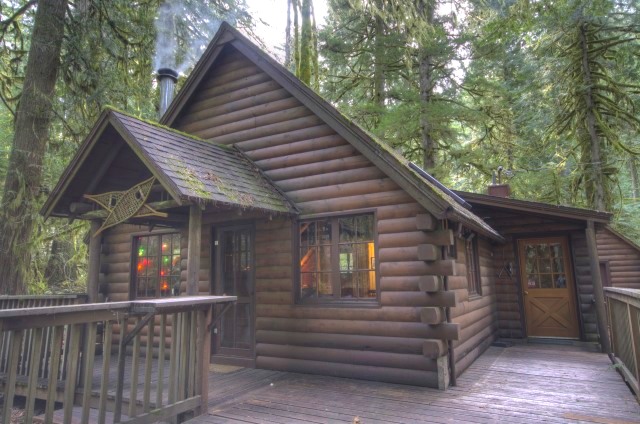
<box><xmin>488</xmin><ymin>166</ymin><xmax>510</xmax><ymax>198</ymax></box>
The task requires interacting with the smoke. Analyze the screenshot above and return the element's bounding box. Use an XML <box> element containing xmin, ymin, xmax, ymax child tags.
<box><xmin>154</xmin><ymin>1</ymin><xmax>239</xmax><ymax>74</ymax></box>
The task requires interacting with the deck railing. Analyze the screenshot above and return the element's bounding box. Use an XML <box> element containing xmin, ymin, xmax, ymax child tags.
<box><xmin>604</xmin><ymin>287</ymin><xmax>640</xmax><ymax>400</ymax></box>
<box><xmin>0</xmin><ymin>294</ymin><xmax>89</xmax><ymax>383</ymax></box>
<box><xmin>0</xmin><ymin>295</ymin><xmax>235</xmax><ymax>424</ymax></box>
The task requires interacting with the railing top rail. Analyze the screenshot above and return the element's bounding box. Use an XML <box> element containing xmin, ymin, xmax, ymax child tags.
<box><xmin>605</xmin><ymin>287</ymin><xmax>640</xmax><ymax>308</ymax></box>
<box><xmin>0</xmin><ymin>294</ymin><xmax>88</xmax><ymax>300</ymax></box>
<box><xmin>0</xmin><ymin>296</ymin><xmax>237</xmax><ymax>331</ymax></box>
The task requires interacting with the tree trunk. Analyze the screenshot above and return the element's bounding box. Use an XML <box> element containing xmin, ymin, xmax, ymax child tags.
<box><xmin>44</xmin><ymin>239</ymin><xmax>77</xmax><ymax>289</ymax></box>
<box><xmin>578</xmin><ymin>21</ymin><xmax>606</xmax><ymax>211</ymax></box>
<box><xmin>372</xmin><ymin>0</ymin><xmax>386</xmax><ymax>126</ymax></box>
<box><xmin>285</xmin><ymin>0</ymin><xmax>292</xmax><ymax>70</ymax></box>
<box><xmin>629</xmin><ymin>157</ymin><xmax>639</xmax><ymax>199</ymax></box>
<box><xmin>0</xmin><ymin>0</ymin><xmax>67</xmax><ymax>294</ymax></box>
<box><xmin>417</xmin><ymin>0</ymin><xmax>436</xmax><ymax>172</ymax></box>
<box><xmin>299</xmin><ymin>0</ymin><xmax>312</xmax><ymax>85</ymax></box>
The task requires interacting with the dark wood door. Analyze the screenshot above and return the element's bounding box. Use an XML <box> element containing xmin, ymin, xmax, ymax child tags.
<box><xmin>517</xmin><ymin>237</ymin><xmax>580</xmax><ymax>339</ymax></box>
<box><xmin>213</xmin><ymin>225</ymin><xmax>254</xmax><ymax>361</ymax></box>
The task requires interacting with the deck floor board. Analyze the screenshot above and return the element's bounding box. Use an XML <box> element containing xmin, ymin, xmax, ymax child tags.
<box><xmin>188</xmin><ymin>344</ymin><xmax>640</xmax><ymax>424</ymax></box>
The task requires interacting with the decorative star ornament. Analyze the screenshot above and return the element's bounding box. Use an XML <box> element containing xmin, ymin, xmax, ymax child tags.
<box><xmin>84</xmin><ymin>177</ymin><xmax>168</xmax><ymax>236</ymax></box>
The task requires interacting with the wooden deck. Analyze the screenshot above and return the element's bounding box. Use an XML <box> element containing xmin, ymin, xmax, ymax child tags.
<box><xmin>187</xmin><ymin>343</ymin><xmax>640</xmax><ymax>424</ymax></box>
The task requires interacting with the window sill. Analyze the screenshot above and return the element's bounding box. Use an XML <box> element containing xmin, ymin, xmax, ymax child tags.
<box><xmin>295</xmin><ymin>299</ymin><xmax>381</xmax><ymax>308</ymax></box>
<box><xmin>468</xmin><ymin>293</ymin><xmax>483</xmax><ymax>301</ymax></box>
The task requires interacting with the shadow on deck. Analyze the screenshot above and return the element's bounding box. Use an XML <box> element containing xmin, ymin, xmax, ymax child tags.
<box><xmin>189</xmin><ymin>343</ymin><xmax>639</xmax><ymax>424</ymax></box>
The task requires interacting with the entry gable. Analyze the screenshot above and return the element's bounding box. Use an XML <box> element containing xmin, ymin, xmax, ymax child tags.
<box><xmin>161</xmin><ymin>22</ymin><xmax>502</xmax><ymax>241</ymax></box>
<box><xmin>42</xmin><ymin>108</ymin><xmax>297</xmax><ymax>219</ymax></box>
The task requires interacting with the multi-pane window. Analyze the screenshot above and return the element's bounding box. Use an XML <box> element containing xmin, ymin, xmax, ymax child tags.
<box><xmin>299</xmin><ymin>214</ymin><xmax>376</xmax><ymax>302</ymax></box>
<box><xmin>523</xmin><ymin>242</ymin><xmax>567</xmax><ymax>289</ymax></box>
<box><xmin>134</xmin><ymin>233</ymin><xmax>181</xmax><ymax>298</ymax></box>
<box><xmin>465</xmin><ymin>235</ymin><xmax>481</xmax><ymax>296</ymax></box>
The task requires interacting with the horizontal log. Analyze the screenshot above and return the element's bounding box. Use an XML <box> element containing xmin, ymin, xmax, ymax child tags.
<box><xmin>378</xmin><ymin>247</ymin><xmax>419</xmax><ymax>263</ymax></box>
<box><xmin>255</xmin><ymin>292</ymin><xmax>292</xmax><ymax>305</ymax></box>
<box><xmin>379</xmin><ymin>276</ymin><xmax>422</xmax><ymax>291</ymax></box>
<box><xmin>453</xmin><ymin>321</ymin><xmax>495</xmax><ymax>360</ymax></box>
<box><xmin>208</xmin><ymin>115</ymin><xmax>325</xmax><ymax>145</ymax></box>
<box><xmin>255</xmin><ymin>279</ymin><xmax>293</xmax><ymax>292</ymax></box>
<box><xmin>378</xmin><ymin>232</ymin><xmax>431</xmax><ymax>248</ymax></box>
<box><xmin>420</xmin><ymin>307</ymin><xmax>444</xmax><ymax>324</ymax></box>
<box><xmin>255</xmin><ymin>330</ymin><xmax>424</xmax><ymax>354</ymax></box>
<box><xmin>266</xmin><ymin>154</ymin><xmax>370</xmax><ymax>182</ymax></box>
<box><xmin>195</xmin><ymin>105</ymin><xmax>312</xmax><ymax>140</ymax></box>
<box><xmin>423</xmin><ymin>339</ymin><xmax>448</xmax><ymax>359</ymax></box>
<box><xmin>247</xmin><ymin>133</ymin><xmax>346</xmax><ymax>162</ymax></box>
<box><xmin>416</xmin><ymin>214</ymin><xmax>436</xmax><ymax>231</ymax></box>
<box><xmin>239</xmin><ymin>123</ymin><xmax>336</xmax><ymax>153</ymax></box>
<box><xmin>256</xmin><ymin>356</ymin><xmax>439</xmax><ymax>387</ymax></box>
<box><xmin>255</xmin><ymin>240</ymin><xmax>292</xmax><ymax>253</ymax></box>
<box><xmin>450</xmin><ymin>294</ymin><xmax>495</xmax><ymax>319</ymax></box>
<box><xmin>255</xmin><ymin>317</ymin><xmax>459</xmax><ymax>340</ymax></box>
<box><xmin>424</xmin><ymin>230</ymin><xmax>454</xmax><ymax>246</ymax></box>
<box><xmin>454</xmin><ymin>330</ymin><xmax>495</xmax><ymax>378</ymax></box>
<box><xmin>255</xmin><ymin>305</ymin><xmax>421</xmax><ymax>322</ymax></box>
<box><xmin>296</xmin><ymin>190</ymin><xmax>413</xmax><ymax>215</ymax></box>
<box><xmin>256</xmin><ymin>144</ymin><xmax>357</xmax><ymax>171</ymax></box>
<box><xmin>287</xmin><ymin>178</ymin><xmax>398</xmax><ymax>204</ymax></box>
<box><xmin>196</xmin><ymin>72</ymin><xmax>273</xmax><ymax>104</ymax></box>
<box><xmin>380</xmin><ymin>260</ymin><xmax>456</xmax><ymax>277</ymax></box>
<box><xmin>181</xmin><ymin>97</ymin><xmax>303</xmax><ymax>134</ymax></box>
<box><xmin>376</xmin><ymin>203</ymin><xmax>425</xmax><ymax>220</ymax></box>
<box><xmin>255</xmin><ymin>252</ymin><xmax>292</xmax><ymax>267</ymax></box>
<box><xmin>256</xmin><ymin>343</ymin><xmax>436</xmax><ymax>371</ymax></box>
<box><xmin>184</xmin><ymin>79</ymin><xmax>282</xmax><ymax>116</ymax></box>
<box><xmin>418</xmin><ymin>276</ymin><xmax>443</xmax><ymax>292</ymax></box>
<box><xmin>377</xmin><ymin>217</ymin><xmax>418</xmax><ymax>234</ymax></box>
<box><xmin>181</xmin><ymin>88</ymin><xmax>291</xmax><ymax>125</ymax></box>
<box><xmin>381</xmin><ymin>291</ymin><xmax>457</xmax><ymax>308</ymax></box>
<box><xmin>417</xmin><ymin>244</ymin><xmax>439</xmax><ymax>261</ymax></box>
<box><xmin>277</xmin><ymin>166</ymin><xmax>383</xmax><ymax>193</ymax></box>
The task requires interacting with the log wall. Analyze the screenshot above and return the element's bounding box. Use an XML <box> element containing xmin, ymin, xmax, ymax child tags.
<box><xmin>596</xmin><ymin>227</ymin><xmax>640</xmax><ymax>290</ymax></box>
<box><xmin>450</xmin><ymin>235</ymin><xmax>498</xmax><ymax>377</ymax></box>
<box><xmin>168</xmin><ymin>45</ymin><xmax>459</xmax><ymax>388</ymax></box>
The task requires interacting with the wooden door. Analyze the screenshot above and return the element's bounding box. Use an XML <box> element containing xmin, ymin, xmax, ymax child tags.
<box><xmin>518</xmin><ymin>237</ymin><xmax>580</xmax><ymax>338</ymax></box>
<box><xmin>213</xmin><ymin>225</ymin><xmax>254</xmax><ymax>361</ymax></box>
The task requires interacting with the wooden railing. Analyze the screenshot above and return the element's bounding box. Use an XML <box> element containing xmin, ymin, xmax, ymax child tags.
<box><xmin>0</xmin><ymin>293</ymin><xmax>88</xmax><ymax>309</ymax></box>
<box><xmin>605</xmin><ymin>287</ymin><xmax>640</xmax><ymax>400</ymax></box>
<box><xmin>0</xmin><ymin>295</ymin><xmax>235</xmax><ymax>424</ymax></box>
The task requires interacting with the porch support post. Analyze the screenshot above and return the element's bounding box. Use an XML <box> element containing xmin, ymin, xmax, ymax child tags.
<box><xmin>585</xmin><ymin>220</ymin><xmax>611</xmax><ymax>354</ymax></box>
<box><xmin>186</xmin><ymin>205</ymin><xmax>202</xmax><ymax>296</ymax></box>
<box><xmin>87</xmin><ymin>220</ymin><xmax>102</xmax><ymax>303</ymax></box>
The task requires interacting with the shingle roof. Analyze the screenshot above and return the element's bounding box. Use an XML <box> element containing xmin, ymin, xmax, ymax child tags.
<box><xmin>41</xmin><ymin>108</ymin><xmax>298</xmax><ymax>218</ymax></box>
<box><xmin>111</xmin><ymin>110</ymin><xmax>297</xmax><ymax>214</ymax></box>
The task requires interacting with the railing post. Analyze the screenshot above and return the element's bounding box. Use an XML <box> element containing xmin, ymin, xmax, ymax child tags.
<box><xmin>196</xmin><ymin>306</ymin><xmax>212</xmax><ymax>415</ymax></box>
<box><xmin>628</xmin><ymin>303</ymin><xmax>640</xmax><ymax>384</ymax></box>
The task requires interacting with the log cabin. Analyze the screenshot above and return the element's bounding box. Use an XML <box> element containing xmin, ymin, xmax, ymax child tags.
<box><xmin>40</xmin><ymin>22</ymin><xmax>638</xmax><ymax>390</ymax></box>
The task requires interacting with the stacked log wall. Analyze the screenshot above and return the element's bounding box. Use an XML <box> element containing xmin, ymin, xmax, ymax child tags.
<box><xmin>596</xmin><ymin>227</ymin><xmax>640</xmax><ymax>290</ymax></box>
<box><xmin>171</xmin><ymin>46</ymin><xmax>459</xmax><ymax>387</ymax></box>
<box><xmin>450</xmin><ymin>236</ymin><xmax>498</xmax><ymax>377</ymax></box>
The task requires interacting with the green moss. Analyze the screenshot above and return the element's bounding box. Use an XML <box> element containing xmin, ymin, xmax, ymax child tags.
<box><xmin>102</xmin><ymin>105</ymin><xmax>233</xmax><ymax>150</ymax></box>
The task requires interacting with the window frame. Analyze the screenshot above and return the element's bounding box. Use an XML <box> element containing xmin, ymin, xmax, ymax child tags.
<box><xmin>130</xmin><ymin>230</ymin><xmax>182</xmax><ymax>299</ymax></box>
<box><xmin>465</xmin><ymin>233</ymin><xmax>482</xmax><ymax>297</ymax></box>
<box><xmin>295</xmin><ymin>210</ymin><xmax>379</xmax><ymax>306</ymax></box>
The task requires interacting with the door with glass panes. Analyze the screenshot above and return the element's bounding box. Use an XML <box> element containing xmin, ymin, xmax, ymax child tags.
<box><xmin>212</xmin><ymin>225</ymin><xmax>254</xmax><ymax>361</ymax></box>
<box><xmin>517</xmin><ymin>237</ymin><xmax>580</xmax><ymax>338</ymax></box>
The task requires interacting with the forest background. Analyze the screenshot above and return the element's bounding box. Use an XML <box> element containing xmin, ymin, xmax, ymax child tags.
<box><xmin>0</xmin><ymin>0</ymin><xmax>638</xmax><ymax>294</ymax></box>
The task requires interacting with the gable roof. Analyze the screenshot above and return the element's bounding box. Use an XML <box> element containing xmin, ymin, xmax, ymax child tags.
<box><xmin>42</xmin><ymin>108</ymin><xmax>297</xmax><ymax>218</ymax></box>
<box><xmin>454</xmin><ymin>190</ymin><xmax>612</xmax><ymax>224</ymax></box>
<box><xmin>160</xmin><ymin>22</ymin><xmax>503</xmax><ymax>242</ymax></box>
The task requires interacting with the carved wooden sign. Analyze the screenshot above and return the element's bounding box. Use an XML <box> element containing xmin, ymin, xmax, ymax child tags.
<box><xmin>84</xmin><ymin>177</ymin><xmax>168</xmax><ymax>235</ymax></box>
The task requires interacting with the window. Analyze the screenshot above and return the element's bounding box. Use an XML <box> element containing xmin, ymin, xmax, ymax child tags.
<box><xmin>465</xmin><ymin>234</ymin><xmax>481</xmax><ymax>296</ymax></box>
<box><xmin>298</xmin><ymin>214</ymin><xmax>376</xmax><ymax>302</ymax></box>
<box><xmin>134</xmin><ymin>233</ymin><xmax>181</xmax><ymax>298</ymax></box>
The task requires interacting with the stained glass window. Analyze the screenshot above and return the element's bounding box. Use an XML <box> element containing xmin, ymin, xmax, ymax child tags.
<box><xmin>134</xmin><ymin>233</ymin><xmax>181</xmax><ymax>298</ymax></box>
